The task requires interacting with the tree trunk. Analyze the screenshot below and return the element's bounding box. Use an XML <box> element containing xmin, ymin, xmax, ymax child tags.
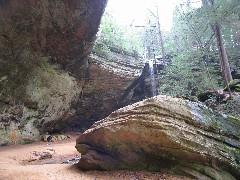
<box><xmin>156</xmin><ymin>6</ymin><xmax>166</xmax><ymax>65</ymax></box>
<box><xmin>213</xmin><ymin>23</ymin><xmax>233</xmax><ymax>84</ymax></box>
<box><xmin>201</xmin><ymin>0</ymin><xmax>233</xmax><ymax>87</ymax></box>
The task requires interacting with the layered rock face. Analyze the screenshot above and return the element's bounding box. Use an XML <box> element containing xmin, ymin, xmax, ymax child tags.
<box><xmin>63</xmin><ymin>47</ymin><xmax>146</xmax><ymax>131</ymax></box>
<box><xmin>58</xmin><ymin>53</ymin><xmax>143</xmax><ymax>132</ymax></box>
<box><xmin>76</xmin><ymin>95</ymin><xmax>240</xmax><ymax>179</ymax></box>
<box><xmin>0</xmin><ymin>0</ymin><xmax>107</xmax><ymax>145</ymax></box>
<box><xmin>0</xmin><ymin>0</ymin><xmax>150</xmax><ymax>145</ymax></box>
<box><xmin>66</xmin><ymin>52</ymin><xmax>159</xmax><ymax>132</ymax></box>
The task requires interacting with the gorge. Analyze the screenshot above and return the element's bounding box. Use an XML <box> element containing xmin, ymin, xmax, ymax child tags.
<box><xmin>0</xmin><ymin>0</ymin><xmax>239</xmax><ymax>179</ymax></box>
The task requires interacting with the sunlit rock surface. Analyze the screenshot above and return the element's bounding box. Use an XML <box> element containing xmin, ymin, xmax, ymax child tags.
<box><xmin>90</xmin><ymin>51</ymin><xmax>144</xmax><ymax>78</ymax></box>
<box><xmin>76</xmin><ymin>95</ymin><xmax>240</xmax><ymax>179</ymax></box>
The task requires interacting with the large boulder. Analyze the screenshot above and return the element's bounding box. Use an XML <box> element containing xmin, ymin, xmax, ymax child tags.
<box><xmin>76</xmin><ymin>95</ymin><xmax>240</xmax><ymax>179</ymax></box>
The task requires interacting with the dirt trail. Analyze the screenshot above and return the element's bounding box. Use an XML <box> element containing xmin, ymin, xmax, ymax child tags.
<box><xmin>0</xmin><ymin>133</ymin><xmax>190</xmax><ymax>180</ymax></box>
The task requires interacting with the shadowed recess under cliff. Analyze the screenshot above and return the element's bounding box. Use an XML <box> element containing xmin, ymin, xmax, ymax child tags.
<box><xmin>0</xmin><ymin>0</ymin><xmax>108</xmax><ymax>145</ymax></box>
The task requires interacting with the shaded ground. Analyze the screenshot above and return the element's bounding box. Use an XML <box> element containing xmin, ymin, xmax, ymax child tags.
<box><xmin>0</xmin><ymin>132</ymin><xmax>191</xmax><ymax>180</ymax></box>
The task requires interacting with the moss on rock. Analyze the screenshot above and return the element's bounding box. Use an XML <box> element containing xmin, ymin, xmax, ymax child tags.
<box><xmin>76</xmin><ymin>95</ymin><xmax>240</xmax><ymax>179</ymax></box>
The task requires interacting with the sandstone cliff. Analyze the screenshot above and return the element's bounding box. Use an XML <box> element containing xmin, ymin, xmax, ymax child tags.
<box><xmin>0</xmin><ymin>0</ymin><xmax>150</xmax><ymax>145</ymax></box>
<box><xmin>0</xmin><ymin>0</ymin><xmax>108</xmax><ymax>145</ymax></box>
<box><xmin>55</xmin><ymin>51</ymin><xmax>144</xmax><ymax>132</ymax></box>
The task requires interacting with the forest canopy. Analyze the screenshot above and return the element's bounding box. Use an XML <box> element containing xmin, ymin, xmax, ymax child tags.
<box><xmin>95</xmin><ymin>0</ymin><xmax>240</xmax><ymax>96</ymax></box>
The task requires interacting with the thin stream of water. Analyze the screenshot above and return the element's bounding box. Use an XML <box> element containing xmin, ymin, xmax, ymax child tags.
<box><xmin>148</xmin><ymin>60</ymin><xmax>157</xmax><ymax>96</ymax></box>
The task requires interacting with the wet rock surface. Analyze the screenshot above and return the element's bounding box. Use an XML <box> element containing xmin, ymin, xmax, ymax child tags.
<box><xmin>76</xmin><ymin>95</ymin><xmax>240</xmax><ymax>179</ymax></box>
<box><xmin>116</xmin><ymin>63</ymin><xmax>160</xmax><ymax>108</ymax></box>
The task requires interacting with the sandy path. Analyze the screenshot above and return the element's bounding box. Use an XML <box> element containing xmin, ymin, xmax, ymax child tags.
<box><xmin>0</xmin><ymin>134</ymin><xmax>191</xmax><ymax>180</ymax></box>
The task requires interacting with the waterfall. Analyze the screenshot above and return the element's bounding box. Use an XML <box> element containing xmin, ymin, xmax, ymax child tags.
<box><xmin>148</xmin><ymin>60</ymin><xmax>157</xmax><ymax>96</ymax></box>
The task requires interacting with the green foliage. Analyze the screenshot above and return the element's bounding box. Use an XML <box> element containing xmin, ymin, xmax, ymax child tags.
<box><xmin>170</xmin><ymin>0</ymin><xmax>240</xmax><ymax>55</ymax></box>
<box><xmin>92</xmin><ymin>40</ymin><xmax>111</xmax><ymax>56</ymax></box>
<box><xmin>216</xmin><ymin>96</ymin><xmax>240</xmax><ymax>119</ymax></box>
<box><xmin>160</xmin><ymin>0</ymin><xmax>239</xmax><ymax>97</ymax></box>
<box><xmin>158</xmin><ymin>52</ymin><xmax>222</xmax><ymax>96</ymax></box>
<box><xmin>95</xmin><ymin>11</ymin><xmax>144</xmax><ymax>56</ymax></box>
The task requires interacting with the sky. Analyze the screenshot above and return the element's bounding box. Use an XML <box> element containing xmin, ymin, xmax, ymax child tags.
<box><xmin>106</xmin><ymin>0</ymin><xmax>202</xmax><ymax>31</ymax></box>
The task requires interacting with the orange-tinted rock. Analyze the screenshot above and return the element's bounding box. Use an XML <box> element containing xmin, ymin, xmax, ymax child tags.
<box><xmin>76</xmin><ymin>95</ymin><xmax>240</xmax><ymax>179</ymax></box>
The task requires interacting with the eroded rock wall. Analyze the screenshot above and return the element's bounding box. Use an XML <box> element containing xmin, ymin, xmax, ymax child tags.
<box><xmin>0</xmin><ymin>0</ymin><xmax>158</xmax><ymax>145</ymax></box>
<box><xmin>54</xmin><ymin>52</ymin><xmax>144</xmax><ymax>132</ymax></box>
<box><xmin>0</xmin><ymin>0</ymin><xmax>108</xmax><ymax>145</ymax></box>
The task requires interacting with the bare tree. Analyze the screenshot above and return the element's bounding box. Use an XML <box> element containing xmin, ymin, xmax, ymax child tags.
<box><xmin>147</xmin><ymin>6</ymin><xmax>166</xmax><ymax>65</ymax></box>
<box><xmin>156</xmin><ymin>6</ymin><xmax>166</xmax><ymax>65</ymax></box>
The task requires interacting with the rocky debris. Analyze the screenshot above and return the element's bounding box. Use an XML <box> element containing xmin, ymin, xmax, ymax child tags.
<box><xmin>32</xmin><ymin>148</ymin><xmax>55</xmax><ymax>160</ymax></box>
<box><xmin>76</xmin><ymin>95</ymin><xmax>240</xmax><ymax>179</ymax></box>
<box><xmin>38</xmin><ymin>152</ymin><xmax>53</xmax><ymax>160</ymax></box>
<box><xmin>43</xmin><ymin>135</ymin><xmax>50</xmax><ymax>142</ymax></box>
<box><xmin>67</xmin><ymin>135</ymin><xmax>71</xmax><ymax>139</ymax></box>
<box><xmin>42</xmin><ymin>134</ymin><xmax>70</xmax><ymax>142</ymax></box>
<box><xmin>197</xmin><ymin>89</ymin><xmax>240</xmax><ymax>119</ymax></box>
<box><xmin>62</xmin><ymin>155</ymin><xmax>81</xmax><ymax>164</ymax></box>
<box><xmin>211</xmin><ymin>95</ymin><xmax>240</xmax><ymax>120</ymax></box>
<box><xmin>198</xmin><ymin>89</ymin><xmax>230</xmax><ymax>104</ymax></box>
<box><xmin>51</xmin><ymin>135</ymin><xmax>67</xmax><ymax>142</ymax></box>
